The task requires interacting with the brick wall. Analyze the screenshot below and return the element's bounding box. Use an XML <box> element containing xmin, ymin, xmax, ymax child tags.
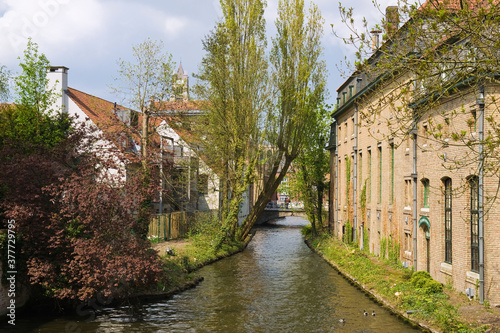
<box><xmin>330</xmin><ymin>81</ymin><xmax>500</xmax><ymax>306</ymax></box>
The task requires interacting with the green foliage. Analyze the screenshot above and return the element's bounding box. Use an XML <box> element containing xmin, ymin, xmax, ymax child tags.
<box><xmin>380</xmin><ymin>237</ymin><xmax>387</xmax><ymax>259</ymax></box>
<box><xmin>345</xmin><ymin>156</ymin><xmax>351</xmax><ymax>207</ymax></box>
<box><xmin>1</xmin><ymin>40</ymin><xmax>71</xmax><ymax>150</ymax></box>
<box><xmin>343</xmin><ymin>221</ymin><xmax>353</xmax><ymax>245</ymax></box>
<box><xmin>113</xmin><ymin>38</ymin><xmax>174</xmax><ymax>112</ymax></box>
<box><xmin>388</xmin><ymin>237</ymin><xmax>400</xmax><ymax>264</ymax></box>
<box><xmin>188</xmin><ymin>211</ymin><xmax>223</xmax><ymax>251</ymax></box>
<box><xmin>410</xmin><ymin>271</ymin><xmax>443</xmax><ymax>293</ymax></box>
<box><xmin>362</xmin><ymin>226</ymin><xmax>369</xmax><ymax>252</ymax></box>
<box><xmin>15</xmin><ymin>39</ymin><xmax>54</xmax><ymax>111</ymax></box>
<box><xmin>301</xmin><ymin>224</ymin><xmax>312</xmax><ymax>237</ymax></box>
<box><xmin>0</xmin><ymin>65</ymin><xmax>9</xmax><ymax>102</ymax></box>
<box><xmin>148</xmin><ymin>235</ymin><xmax>161</xmax><ymax>245</ymax></box>
<box><xmin>379</xmin><ymin>235</ymin><xmax>400</xmax><ymax>265</ymax></box>
<box><xmin>195</xmin><ymin>0</ymin><xmax>269</xmax><ymax>241</ymax></box>
<box><xmin>311</xmin><ymin>236</ymin><xmax>482</xmax><ymax>332</ymax></box>
<box><xmin>360</xmin><ymin>180</ymin><xmax>367</xmax><ymax>215</ymax></box>
<box><xmin>288</xmin><ymin>102</ymin><xmax>330</xmax><ymax>235</ymax></box>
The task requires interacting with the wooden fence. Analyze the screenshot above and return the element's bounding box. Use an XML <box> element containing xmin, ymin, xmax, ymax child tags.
<box><xmin>147</xmin><ymin>211</ymin><xmax>192</xmax><ymax>241</ymax></box>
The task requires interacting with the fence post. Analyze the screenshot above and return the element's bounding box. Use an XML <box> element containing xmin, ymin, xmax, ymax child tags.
<box><xmin>163</xmin><ymin>214</ymin><xmax>166</xmax><ymax>240</ymax></box>
<box><xmin>168</xmin><ymin>213</ymin><xmax>171</xmax><ymax>240</ymax></box>
<box><xmin>157</xmin><ymin>216</ymin><xmax>160</xmax><ymax>240</ymax></box>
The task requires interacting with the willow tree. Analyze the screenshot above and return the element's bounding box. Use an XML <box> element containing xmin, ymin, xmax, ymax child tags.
<box><xmin>239</xmin><ymin>0</ymin><xmax>327</xmax><ymax>240</ymax></box>
<box><xmin>195</xmin><ymin>0</ymin><xmax>269</xmax><ymax>241</ymax></box>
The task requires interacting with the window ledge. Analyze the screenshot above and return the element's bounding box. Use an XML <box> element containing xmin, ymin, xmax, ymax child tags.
<box><xmin>421</xmin><ymin>207</ymin><xmax>430</xmax><ymax>213</ymax></box>
<box><xmin>404</xmin><ymin>251</ymin><xmax>412</xmax><ymax>260</ymax></box>
<box><xmin>440</xmin><ymin>262</ymin><xmax>453</xmax><ymax>276</ymax></box>
<box><xmin>466</xmin><ymin>271</ymin><xmax>479</xmax><ymax>284</ymax></box>
<box><xmin>404</xmin><ymin>206</ymin><xmax>412</xmax><ymax>211</ymax></box>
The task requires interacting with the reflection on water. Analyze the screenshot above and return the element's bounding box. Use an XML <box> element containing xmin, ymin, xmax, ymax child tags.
<box><xmin>9</xmin><ymin>217</ymin><xmax>421</xmax><ymax>333</ymax></box>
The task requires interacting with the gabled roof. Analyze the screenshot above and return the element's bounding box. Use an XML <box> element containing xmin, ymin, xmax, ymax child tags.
<box><xmin>67</xmin><ymin>87</ymin><xmax>130</xmax><ymax>130</ymax></box>
<box><xmin>333</xmin><ymin>0</ymin><xmax>499</xmax><ymax>118</ymax></box>
<box><xmin>67</xmin><ymin>87</ymin><xmax>141</xmax><ymax>156</ymax></box>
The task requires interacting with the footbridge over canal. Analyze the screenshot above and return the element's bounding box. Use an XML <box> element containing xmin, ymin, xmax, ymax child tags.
<box><xmin>256</xmin><ymin>208</ymin><xmax>307</xmax><ymax>225</ymax></box>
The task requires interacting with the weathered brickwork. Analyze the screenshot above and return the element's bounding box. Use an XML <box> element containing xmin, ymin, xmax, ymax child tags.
<box><xmin>329</xmin><ymin>82</ymin><xmax>500</xmax><ymax>306</ymax></box>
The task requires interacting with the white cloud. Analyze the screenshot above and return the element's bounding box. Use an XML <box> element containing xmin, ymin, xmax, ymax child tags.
<box><xmin>164</xmin><ymin>16</ymin><xmax>189</xmax><ymax>39</ymax></box>
<box><xmin>0</xmin><ymin>0</ymin><xmax>104</xmax><ymax>68</ymax></box>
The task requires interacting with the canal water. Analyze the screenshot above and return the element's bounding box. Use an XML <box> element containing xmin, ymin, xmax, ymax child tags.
<box><xmin>8</xmin><ymin>217</ymin><xmax>421</xmax><ymax>332</ymax></box>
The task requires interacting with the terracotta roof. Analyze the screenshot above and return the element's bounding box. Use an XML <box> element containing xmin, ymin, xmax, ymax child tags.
<box><xmin>67</xmin><ymin>87</ymin><xmax>141</xmax><ymax>157</ymax></box>
<box><xmin>67</xmin><ymin>87</ymin><xmax>128</xmax><ymax>129</ymax></box>
<box><xmin>153</xmin><ymin>100</ymin><xmax>204</xmax><ymax>112</ymax></box>
<box><xmin>421</xmin><ymin>0</ymin><xmax>499</xmax><ymax>11</ymax></box>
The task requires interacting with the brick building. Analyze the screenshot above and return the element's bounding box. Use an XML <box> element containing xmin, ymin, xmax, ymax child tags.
<box><xmin>327</xmin><ymin>3</ymin><xmax>500</xmax><ymax>306</ymax></box>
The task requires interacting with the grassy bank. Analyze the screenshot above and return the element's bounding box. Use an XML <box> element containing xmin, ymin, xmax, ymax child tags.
<box><xmin>150</xmin><ymin>214</ymin><xmax>248</xmax><ymax>297</ymax></box>
<box><xmin>305</xmin><ymin>232</ymin><xmax>496</xmax><ymax>333</ymax></box>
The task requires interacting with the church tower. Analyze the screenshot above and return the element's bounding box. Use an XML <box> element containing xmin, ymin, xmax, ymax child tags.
<box><xmin>171</xmin><ymin>63</ymin><xmax>189</xmax><ymax>101</ymax></box>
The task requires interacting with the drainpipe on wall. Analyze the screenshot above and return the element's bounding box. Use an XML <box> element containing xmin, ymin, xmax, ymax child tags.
<box><xmin>412</xmin><ymin>123</ymin><xmax>418</xmax><ymax>271</ymax></box>
<box><xmin>478</xmin><ymin>85</ymin><xmax>485</xmax><ymax>304</ymax></box>
<box><xmin>159</xmin><ymin>136</ymin><xmax>163</xmax><ymax>215</ymax></box>
<box><xmin>354</xmin><ymin>104</ymin><xmax>359</xmax><ymax>247</ymax></box>
<box><xmin>333</xmin><ymin>127</ymin><xmax>339</xmax><ymax>238</ymax></box>
<box><xmin>335</xmin><ymin>146</ymin><xmax>339</xmax><ymax>238</ymax></box>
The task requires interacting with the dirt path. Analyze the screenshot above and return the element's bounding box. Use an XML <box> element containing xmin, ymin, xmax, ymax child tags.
<box><xmin>153</xmin><ymin>239</ymin><xmax>191</xmax><ymax>256</ymax></box>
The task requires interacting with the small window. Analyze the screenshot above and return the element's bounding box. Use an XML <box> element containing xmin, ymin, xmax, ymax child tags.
<box><xmin>422</xmin><ymin>179</ymin><xmax>430</xmax><ymax>208</ymax></box>
<box><xmin>470</xmin><ymin>176</ymin><xmax>479</xmax><ymax>272</ymax></box>
<box><xmin>368</xmin><ymin>150</ymin><xmax>372</xmax><ymax>203</ymax></box>
<box><xmin>390</xmin><ymin>143</ymin><xmax>394</xmax><ymax>205</ymax></box>
<box><xmin>405</xmin><ymin>179</ymin><xmax>412</xmax><ymax>207</ymax></box>
<box><xmin>444</xmin><ymin>178</ymin><xmax>452</xmax><ymax>264</ymax></box>
<box><xmin>349</xmin><ymin>85</ymin><xmax>354</xmax><ymax>98</ymax></box>
<box><xmin>378</xmin><ymin>145</ymin><xmax>382</xmax><ymax>204</ymax></box>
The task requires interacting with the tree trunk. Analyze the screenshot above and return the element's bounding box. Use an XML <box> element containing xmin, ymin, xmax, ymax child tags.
<box><xmin>316</xmin><ymin>181</ymin><xmax>324</xmax><ymax>233</ymax></box>
<box><xmin>238</xmin><ymin>155</ymin><xmax>293</xmax><ymax>241</ymax></box>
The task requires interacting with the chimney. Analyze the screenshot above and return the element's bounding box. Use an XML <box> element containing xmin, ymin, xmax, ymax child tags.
<box><xmin>385</xmin><ymin>6</ymin><xmax>399</xmax><ymax>38</ymax></box>
<box><xmin>47</xmin><ymin>66</ymin><xmax>69</xmax><ymax>113</ymax></box>
<box><xmin>370</xmin><ymin>30</ymin><xmax>382</xmax><ymax>50</ymax></box>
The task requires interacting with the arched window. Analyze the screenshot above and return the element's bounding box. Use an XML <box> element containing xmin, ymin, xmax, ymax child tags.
<box><xmin>443</xmin><ymin>178</ymin><xmax>452</xmax><ymax>264</ymax></box>
<box><xmin>470</xmin><ymin>176</ymin><xmax>479</xmax><ymax>272</ymax></box>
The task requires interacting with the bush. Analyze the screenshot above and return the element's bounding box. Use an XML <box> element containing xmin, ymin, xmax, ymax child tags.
<box><xmin>301</xmin><ymin>224</ymin><xmax>312</xmax><ymax>237</ymax></box>
<box><xmin>410</xmin><ymin>271</ymin><xmax>443</xmax><ymax>293</ymax></box>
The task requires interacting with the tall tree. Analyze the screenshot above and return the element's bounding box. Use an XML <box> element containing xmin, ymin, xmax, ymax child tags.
<box><xmin>112</xmin><ymin>38</ymin><xmax>175</xmax><ymax>162</ymax></box>
<box><xmin>195</xmin><ymin>0</ymin><xmax>269</xmax><ymax>241</ymax></box>
<box><xmin>239</xmin><ymin>0</ymin><xmax>327</xmax><ymax>240</ymax></box>
<box><xmin>6</xmin><ymin>39</ymin><xmax>70</xmax><ymax>150</ymax></box>
<box><xmin>287</xmin><ymin>104</ymin><xmax>330</xmax><ymax>236</ymax></box>
<box><xmin>112</xmin><ymin>38</ymin><xmax>175</xmax><ymax>232</ymax></box>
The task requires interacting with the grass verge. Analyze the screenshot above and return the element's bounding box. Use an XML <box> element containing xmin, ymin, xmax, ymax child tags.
<box><xmin>306</xmin><ymin>233</ymin><xmax>492</xmax><ymax>333</ymax></box>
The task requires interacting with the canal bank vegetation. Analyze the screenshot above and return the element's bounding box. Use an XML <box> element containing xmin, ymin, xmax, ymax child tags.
<box><xmin>305</xmin><ymin>232</ymin><xmax>497</xmax><ymax>333</ymax></box>
<box><xmin>153</xmin><ymin>213</ymin><xmax>247</xmax><ymax>295</ymax></box>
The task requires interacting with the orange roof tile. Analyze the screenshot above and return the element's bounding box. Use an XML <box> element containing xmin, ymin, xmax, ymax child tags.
<box><xmin>67</xmin><ymin>87</ymin><xmax>142</xmax><ymax>157</ymax></box>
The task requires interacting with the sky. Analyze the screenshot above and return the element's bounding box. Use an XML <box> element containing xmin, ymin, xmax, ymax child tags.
<box><xmin>0</xmin><ymin>0</ymin><xmax>396</xmax><ymax>108</ymax></box>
